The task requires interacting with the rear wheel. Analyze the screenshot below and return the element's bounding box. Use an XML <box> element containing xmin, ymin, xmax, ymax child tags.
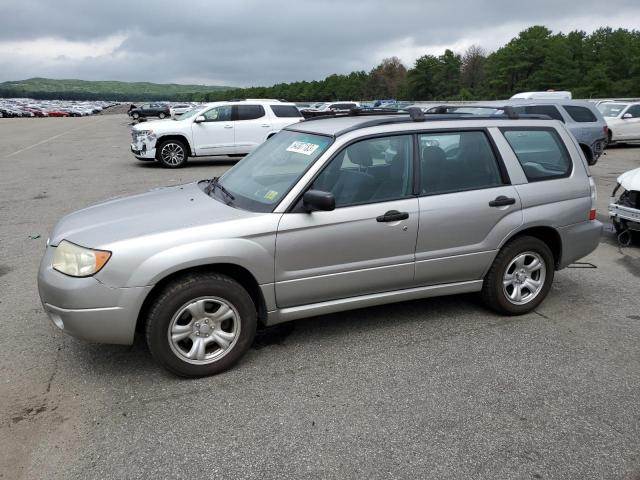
<box><xmin>145</xmin><ymin>273</ymin><xmax>257</xmax><ymax>377</ymax></box>
<box><xmin>156</xmin><ymin>139</ymin><xmax>188</xmax><ymax>168</ymax></box>
<box><xmin>481</xmin><ymin>236</ymin><xmax>554</xmax><ymax>315</ymax></box>
<box><xmin>159</xmin><ymin>112</ymin><xmax>166</xmax><ymax>119</ymax></box>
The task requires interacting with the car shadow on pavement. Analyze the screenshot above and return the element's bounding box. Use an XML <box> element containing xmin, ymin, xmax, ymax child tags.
<box><xmin>133</xmin><ymin>158</ymin><xmax>239</xmax><ymax>169</ymax></box>
<box><xmin>61</xmin><ymin>293</ymin><xmax>486</xmax><ymax>379</ymax></box>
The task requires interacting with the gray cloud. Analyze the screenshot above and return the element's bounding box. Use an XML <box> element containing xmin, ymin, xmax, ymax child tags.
<box><xmin>0</xmin><ymin>0</ymin><xmax>639</xmax><ymax>86</ymax></box>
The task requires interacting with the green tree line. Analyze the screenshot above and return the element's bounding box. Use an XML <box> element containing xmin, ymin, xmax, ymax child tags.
<box><xmin>196</xmin><ymin>25</ymin><xmax>640</xmax><ymax>102</ymax></box>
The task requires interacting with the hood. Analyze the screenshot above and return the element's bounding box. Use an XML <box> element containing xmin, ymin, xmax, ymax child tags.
<box><xmin>618</xmin><ymin>167</ymin><xmax>640</xmax><ymax>192</ymax></box>
<box><xmin>49</xmin><ymin>182</ymin><xmax>255</xmax><ymax>248</ymax></box>
<box><xmin>132</xmin><ymin>118</ymin><xmax>185</xmax><ymax>132</ymax></box>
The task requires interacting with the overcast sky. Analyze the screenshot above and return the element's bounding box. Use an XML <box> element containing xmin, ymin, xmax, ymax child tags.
<box><xmin>0</xmin><ymin>0</ymin><xmax>639</xmax><ymax>87</ymax></box>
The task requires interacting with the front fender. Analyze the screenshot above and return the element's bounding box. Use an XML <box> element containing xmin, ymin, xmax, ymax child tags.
<box><xmin>128</xmin><ymin>238</ymin><xmax>275</xmax><ymax>287</ymax></box>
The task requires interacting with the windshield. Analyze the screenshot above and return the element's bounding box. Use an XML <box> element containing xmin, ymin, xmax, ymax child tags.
<box><xmin>177</xmin><ymin>107</ymin><xmax>205</xmax><ymax>120</ymax></box>
<box><xmin>597</xmin><ymin>103</ymin><xmax>628</xmax><ymax>117</ymax></box>
<box><xmin>216</xmin><ymin>130</ymin><xmax>332</xmax><ymax>212</ymax></box>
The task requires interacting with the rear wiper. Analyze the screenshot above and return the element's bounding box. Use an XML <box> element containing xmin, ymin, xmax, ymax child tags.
<box><xmin>206</xmin><ymin>177</ymin><xmax>235</xmax><ymax>203</ymax></box>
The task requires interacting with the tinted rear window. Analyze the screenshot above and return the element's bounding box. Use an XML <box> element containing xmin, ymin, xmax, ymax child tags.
<box><xmin>512</xmin><ymin>105</ymin><xmax>565</xmax><ymax>122</ymax></box>
<box><xmin>235</xmin><ymin>105</ymin><xmax>265</xmax><ymax>120</ymax></box>
<box><xmin>563</xmin><ymin>105</ymin><xmax>597</xmax><ymax>122</ymax></box>
<box><xmin>270</xmin><ymin>105</ymin><xmax>303</xmax><ymax>118</ymax></box>
<box><xmin>502</xmin><ymin>128</ymin><xmax>572</xmax><ymax>182</ymax></box>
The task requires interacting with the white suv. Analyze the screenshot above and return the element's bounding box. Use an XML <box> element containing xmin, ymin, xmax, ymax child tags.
<box><xmin>131</xmin><ymin>100</ymin><xmax>303</xmax><ymax>168</ymax></box>
<box><xmin>598</xmin><ymin>101</ymin><xmax>640</xmax><ymax>144</ymax></box>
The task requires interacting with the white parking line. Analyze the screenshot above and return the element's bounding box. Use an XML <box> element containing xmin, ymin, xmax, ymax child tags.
<box><xmin>4</xmin><ymin>118</ymin><xmax>105</xmax><ymax>158</ymax></box>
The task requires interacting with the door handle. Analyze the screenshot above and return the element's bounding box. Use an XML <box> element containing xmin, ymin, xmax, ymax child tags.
<box><xmin>224</xmin><ymin>124</ymin><xmax>233</xmax><ymax>129</ymax></box>
<box><xmin>489</xmin><ymin>196</ymin><xmax>516</xmax><ymax>207</ymax></box>
<box><xmin>376</xmin><ymin>210</ymin><xmax>409</xmax><ymax>222</ymax></box>
<box><xmin>261</xmin><ymin>124</ymin><xmax>270</xmax><ymax>127</ymax></box>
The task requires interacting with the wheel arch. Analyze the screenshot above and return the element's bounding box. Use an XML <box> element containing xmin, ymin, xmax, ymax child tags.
<box><xmin>500</xmin><ymin>226</ymin><xmax>562</xmax><ymax>269</ymax></box>
<box><xmin>156</xmin><ymin>134</ymin><xmax>193</xmax><ymax>156</ymax></box>
<box><xmin>136</xmin><ymin>263</ymin><xmax>268</xmax><ymax>334</ymax></box>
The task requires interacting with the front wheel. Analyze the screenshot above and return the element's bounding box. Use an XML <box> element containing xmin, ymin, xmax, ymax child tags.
<box><xmin>481</xmin><ymin>236</ymin><xmax>554</xmax><ymax>315</ymax></box>
<box><xmin>132</xmin><ymin>112</ymin><xmax>140</xmax><ymax>120</ymax></box>
<box><xmin>159</xmin><ymin>112</ymin><xmax>166</xmax><ymax>119</ymax></box>
<box><xmin>156</xmin><ymin>139</ymin><xmax>188</xmax><ymax>168</ymax></box>
<box><xmin>145</xmin><ymin>273</ymin><xmax>257</xmax><ymax>377</ymax></box>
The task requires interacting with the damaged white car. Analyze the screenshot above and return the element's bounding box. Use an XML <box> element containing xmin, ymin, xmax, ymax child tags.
<box><xmin>609</xmin><ymin>167</ymin><xmax>640</xmax><ymax>242</ymax></box>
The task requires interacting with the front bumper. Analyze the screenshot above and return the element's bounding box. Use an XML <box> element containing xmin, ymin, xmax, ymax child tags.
<box><xmin>38</xmin><ymin>247</ymin><xmax>152</xmax><ymax>345</ymax></box>
<box><xmin>130</xmin><ymin>136</ymin><xmax>156</xmax><ymax>160</ymax></box>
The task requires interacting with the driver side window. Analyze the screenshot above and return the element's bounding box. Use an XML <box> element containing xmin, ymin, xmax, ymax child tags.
<box><xmin>203</xmin><ymin>105</ymin><xmax>232</xmax><ymax>122</ymax></box>
<box><xmin>312</xmin><ymin>135</ymin><xmax>413</xmax><ymax>208</ymax></box>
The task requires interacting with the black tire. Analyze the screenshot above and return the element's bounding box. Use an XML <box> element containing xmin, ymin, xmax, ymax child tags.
<box><xmin>145</xmin><ymin>273</ymin><xmax>257</xmax><ymax>377</ymax></box>
<box><xmin>156</xmin><ymin>138</ymin><xmax>188</xmax><ymax>168</ymax></box>
<box><xmin>132</xmin><ymin>112</ymin><xmax>140</xmax><ymax>120</ymax></box>
<box><xmin>581</xmin><ymin>145</ymin><xmax>597</xmax><ymax>166</ymax></box>
<box><xmin>481</xmin><ymin>236</ymin><xmax>555</xmax><ymax>315</ymax></box>
<box><xmin>159</xmin><ymin>112</ymin><xmax>166</xmax><ymax>119</ymax></box>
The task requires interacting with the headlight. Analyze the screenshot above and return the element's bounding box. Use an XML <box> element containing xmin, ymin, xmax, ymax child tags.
<box><xmin>52</xmin><ymin>240</ymin><xmax>111</xmax><ymax>277</ymax></box>
<box><xmin>134</xmin><ymin>129</ymin><xmax>156</xmax><ymax>141</ymax></box>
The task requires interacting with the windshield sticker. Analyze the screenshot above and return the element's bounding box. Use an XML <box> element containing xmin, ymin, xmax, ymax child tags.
<box><xmin>264</xmin><ymin>190</ymin><xmax>279</xmax><ymax>201</ymax></box>
<box><xmin>286</xmin><ymin>141</ymin><xmax>320</xmax><ymax>156</ymax></box>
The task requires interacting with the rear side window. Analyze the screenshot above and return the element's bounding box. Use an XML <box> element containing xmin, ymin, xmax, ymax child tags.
<box><xmin>234</xmin><ymin>105</ymin><xmax>265</xmax><ymax>120</ymax></box>
<box><xmin>563</xmin><ymin>105</ymin><xmax>597</xmax><ymax>122</ymax></box>
<box><xmin>512</xmin><ymin>105</ymin><xmax>565</xmax><ymax>122</ymax></box>
<box><xmin>502</xmin><ymin>128</ymin><xmax>572</xmax><ymax>182</ymax></box>
<box><xmin>270</xmin><ymin>105</ymin><xmax>303</xmax><ymax>118</ymax></box>
<box><xmin>419</xmin><ymin>131</ymin><xmax>504</xmax><ymax>195</ymax></box>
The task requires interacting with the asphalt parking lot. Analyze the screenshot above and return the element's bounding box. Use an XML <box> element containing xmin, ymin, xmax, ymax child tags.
<box><xmin>1</xmin><ymin>114</ymin><xmax>639</xmax><ymax>479</ymax></box>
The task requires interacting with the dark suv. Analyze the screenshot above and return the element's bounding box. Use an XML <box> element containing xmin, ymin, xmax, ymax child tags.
<box><xmin>129</xmin><ymin>103</ymin><xmax>170</xmax><ymax>120</ymax></box>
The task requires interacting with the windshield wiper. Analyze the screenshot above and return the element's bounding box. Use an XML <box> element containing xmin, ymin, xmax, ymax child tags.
<box><xmin>206</xmin><ymin>177</ymin><xmax>235</xmax><ymax>203</ymax></box>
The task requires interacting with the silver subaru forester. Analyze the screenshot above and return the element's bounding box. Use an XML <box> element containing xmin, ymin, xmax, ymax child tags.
<box><xmin>38</xmin><ymin>108</ymin><xmax>602</xmax><ymax>377</ymax></box>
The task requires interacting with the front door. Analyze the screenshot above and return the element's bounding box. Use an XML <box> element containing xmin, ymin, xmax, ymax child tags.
<box><xmin>191</xmin><ymin>105</ymin><xmax>235</xmax><ymax>156</ymax></box>
<box><xmin>275</xmin><ymin>134</ymin><xmax>419</xmax><ymax>308</ymax></box>
<box><xmin>414</xmin><ymin>130</ymin><xmax>523</xmax><ymax>286</ymax></box>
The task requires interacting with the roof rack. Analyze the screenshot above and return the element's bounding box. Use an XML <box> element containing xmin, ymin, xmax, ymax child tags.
<box><xmin>297</xmin><ymin>104</ymin><xmax>552</xmax><ymax>137</ymax></box>
<box><xmin>426</xmin><ymin>104</ymin><xmax>520</xmax><ymax>119</ymax></box>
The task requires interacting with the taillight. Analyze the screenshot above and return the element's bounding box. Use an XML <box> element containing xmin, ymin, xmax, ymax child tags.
<box><xmin>588</xmin><ymin>176</ymin><xmax>597</xmax><ymax>221</ymax></box>
<box><xmin>603</xmin><ymin>125</ymin><xmax>609</xmax><ymax>137</ymax></box>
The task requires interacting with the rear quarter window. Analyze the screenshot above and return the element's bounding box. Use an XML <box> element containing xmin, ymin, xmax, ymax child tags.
<box><xmin>235</xmin><ymin>105</ymin><xmax>265</xmax><ymax>120</ymax></box>
<box><xmin>562</xmin><ymin>105</ymin><xmax>597</xmax><ymax>122</ymax></box>
<box><xmin>270</xmin><ymin>105</ymin><xmax>303</xmax><ymax>118</ymax></box>
<box><xmin>501</xmin><ymin>128</ymin><xmax>572</xmax><ymax>182</ymax></box>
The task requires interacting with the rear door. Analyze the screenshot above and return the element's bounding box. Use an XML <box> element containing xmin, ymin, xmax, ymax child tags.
<box><xmin>233</xmin><ymin>104</ymin><xmax>269</xmax><ymax>154</ymax></box>
<box><xmin>275</xmin><ymin>134</ymin><xmax>418</xmax><ymax>307</ymax></box>
<box><xmin>191</xmin><ymin>105</ymin><xmax>234</xmax><ymax>155</ymax></box>
<box><xmin>414</xmin><ymin>130</ymin><xmax>523</xmax><ymax>286</ymax></box>
<box><xmin>617</xmin><ymin>105</ymin><xmax>640</xmax><ymax>140</ymax></box>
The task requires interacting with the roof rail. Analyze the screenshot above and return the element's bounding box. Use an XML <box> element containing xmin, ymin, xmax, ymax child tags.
<box><xmin>427</xmin><ymin>104</ymin><xmax>520</xmax><ymax>119</ymax></box>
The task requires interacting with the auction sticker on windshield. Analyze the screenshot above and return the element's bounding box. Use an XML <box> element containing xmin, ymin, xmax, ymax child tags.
<box><xmin>286</xmin><ymin>141</ymin><xmax>320</xmax><ymax>156</ymax></box>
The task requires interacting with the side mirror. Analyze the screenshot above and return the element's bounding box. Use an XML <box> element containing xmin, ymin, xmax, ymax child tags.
<box><xmin>194</xmin><ymin>115</ymin><xmax>206</xmax><ymax>123</ymax></box>
<box><xmin>622</xmin><ymin>113</ymin><xmax>633</xmax><ymax>119</ymax></box>
<box><xmin>303</xmin><ymin>190</ymin><xmax>335</xmax><ymax>212</ymax></box>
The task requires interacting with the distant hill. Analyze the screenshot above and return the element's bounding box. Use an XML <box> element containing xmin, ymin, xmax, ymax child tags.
<box><xmin>0</xmin><ymin>77</ymin><xmax>233</xmax><ymax>101</ymax></box>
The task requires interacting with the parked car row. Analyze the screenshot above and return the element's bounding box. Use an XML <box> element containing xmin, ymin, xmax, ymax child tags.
<box><xmin>0</xmin><ymin>98</ymin><xmax>118</xmax><ymax>118</ymax></box>
<box><xmin>128</xmin><ymin>102</ymin><xmax>202</xmax><ymax>120</ymax></box>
